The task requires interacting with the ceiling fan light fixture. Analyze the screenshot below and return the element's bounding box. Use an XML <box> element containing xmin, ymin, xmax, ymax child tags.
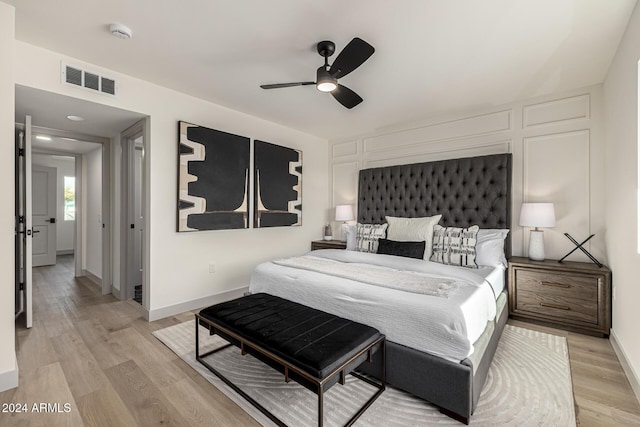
<box><xmin>316</xmin><ymin>67</ymin><xmax>337</xmax><ymax>92</ymax></box>
<box><xmin>317</xmin><ymin>81</ymin><xmax>337</xmax><ymax>92</ymax></box>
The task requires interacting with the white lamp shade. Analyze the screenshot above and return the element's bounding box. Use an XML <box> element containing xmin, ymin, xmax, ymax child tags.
<box><xmin>335</xmin><ymin>204</ymin><xmax>354</xmax><ymax>222</ymax></box>
<box><xmin>519</xmin><ymin>203</ymin><xmax>556</xmax><ymax>228</ymax></box>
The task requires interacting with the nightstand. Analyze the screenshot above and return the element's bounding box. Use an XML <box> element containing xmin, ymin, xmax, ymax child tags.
<box><xmin>508</xmin><ymin>257</ymin><xmax>611</xmax><ymax>337</ymax></box>
<box><xmin>311</xmin><ymin>240</ymin><xmax>347</xmax><ymax>251</ymax></box>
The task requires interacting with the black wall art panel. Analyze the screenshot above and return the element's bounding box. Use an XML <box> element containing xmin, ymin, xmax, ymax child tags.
<box><xmin>178</xmin><ymin>121</ymin><xmax>250</xmax><ymax>231</ymax></box>
<box><xmin>254</xmin><ymin>140</ymin><xmax>302</xmax><ymax>228</ymax></box>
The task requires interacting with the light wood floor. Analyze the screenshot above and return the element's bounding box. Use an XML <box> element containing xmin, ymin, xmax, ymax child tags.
<box><xmin>1</xmin><ymin>255</ymin><xmax>639</xmax><ymax>426</ymax></box>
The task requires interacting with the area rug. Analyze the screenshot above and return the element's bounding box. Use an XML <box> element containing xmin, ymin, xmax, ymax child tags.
<box><xmin>153</xmin><ymin>321</ymin><xmax>576</xmax><ymax>426</ymax></box>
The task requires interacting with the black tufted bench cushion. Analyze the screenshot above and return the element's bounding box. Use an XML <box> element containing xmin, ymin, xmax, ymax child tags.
<box><xmin>195</xmin><ymin>293</ymin><xmax>385</xmax><ymax>426</ymax></box>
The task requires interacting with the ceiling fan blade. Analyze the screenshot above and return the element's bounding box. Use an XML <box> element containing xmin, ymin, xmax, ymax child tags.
<box><xmin>331</xmin><ymin>84</ymin><xmax>363</xmax><ymax>109</ymax></box>
<box><xmin>260</xmin><ymin>82</ymin><xmax>315</xmax><ymax>89</ymax></box>
<box><xmin>329</xmin><ymin>37</ymin><xmax>375</xmax><ymax>79</ymax></box>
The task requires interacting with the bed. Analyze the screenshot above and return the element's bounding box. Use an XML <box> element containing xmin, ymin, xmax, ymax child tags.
<box><xmin>249</xmin><ymin>153</ymin><xmax>512</xmax><ymax>424</ymax></box>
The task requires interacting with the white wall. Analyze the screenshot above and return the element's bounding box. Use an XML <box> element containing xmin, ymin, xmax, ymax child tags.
<box><xmin>0</xmin><ymin>2</ymin><xmax>16</xmax><ymax>392</ymax></box>
<box><xmin>82</xmin><ymin>147</ymin><xmax>102</xmax><ymax>278</ymax></box>
<box><xmin>329</xmin><ymin>86</ymin><xmax>606</xmax><ymax>264</ymax></box>
<box><xmin>13</xmin><ymin>41</ymin><xmax>329</xmax><ymax>317</ymax></box>
<box><xmin>603</xmin><ymin>1</ymin><xmax>640</xmax><ymax>400</ymax></box>
<box><xmin>32</xmin><ymin>154</ymin><xmax>75</xmax><ymax>253</ymax></box>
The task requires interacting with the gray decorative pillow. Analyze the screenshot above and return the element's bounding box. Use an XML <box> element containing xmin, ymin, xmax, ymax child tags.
<box><xmin>430</xmin><ymin>225</ymin><xmax>479</xmax><ymax>268</ymax></box>
<box><xmin>356</xmin><ymin>223</ymin><xmax>388</xmax><ymax>253</ymax></box>
<box><xmin>385</xmin><ymin>215</ymin><xmax>442</xmax><ymax>260</ymax></box>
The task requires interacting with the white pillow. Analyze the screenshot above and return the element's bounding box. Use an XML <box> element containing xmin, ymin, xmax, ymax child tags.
<box><xmin>385</xmin><ymin>215</ymin><xmax>442</xmax><ymax>260</ymax></box>
<box><xmin>356</xmin><ymin>223</ymin><xmax>388</xmax><ymax>253</ymax></box>
<box><xmin>343</xmin><ymin>223</ymin><xmax>357</xmax><ymax>250</ymax></box>
<box><xmin>430</xmin><ymin>224</ymin><xmax>479</xmax><ymax>268</ymax></box>
<box><xmin>476</xmin><ymin>229</ymin><xmax>510</xmax><ymax>267</ymax></box>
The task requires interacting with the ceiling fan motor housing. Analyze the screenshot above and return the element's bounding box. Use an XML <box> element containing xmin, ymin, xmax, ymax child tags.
<box><xmin>316</xmin><ymin>66</ymin><xmax>337</xmax><ymax>92</ymax></box>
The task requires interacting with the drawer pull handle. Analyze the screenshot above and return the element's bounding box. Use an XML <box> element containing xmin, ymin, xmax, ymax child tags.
<box><xmin>540</xmin><ymin>302</ymin><xmax>571</xmax><ymax>310</ymax></box>
<box><xmin>540</xmin><ymin>281</ymin><xmax>570</xmax><ymax>288</ymax></box>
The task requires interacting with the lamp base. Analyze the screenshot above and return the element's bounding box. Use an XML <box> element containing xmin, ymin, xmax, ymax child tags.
<box><xmin>528</xmin><ymin>230</ymin><xmax>545</xmax><ymax>261</ymax></box>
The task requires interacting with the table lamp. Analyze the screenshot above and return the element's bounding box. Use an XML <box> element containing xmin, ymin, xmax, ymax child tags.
<box><xmin>519</xmin><ymin>203</ymin><xmax>556</xmax><ymax>261</ymax></box>
<box><xmin>335</xmin><ymin>204</ymin><xmax>354</xmax><ymax>241</ymax></box>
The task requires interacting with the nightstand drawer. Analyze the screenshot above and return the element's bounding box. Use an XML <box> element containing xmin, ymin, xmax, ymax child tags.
<box><xmin>515</xmin><ymin>289</ymin><xmax>598</xmax><ymax>325</ymax></box>
<box><xmin>514</xmin><ymin>269</ymin><xmax>599</xmax><ymax>301</ymax></box>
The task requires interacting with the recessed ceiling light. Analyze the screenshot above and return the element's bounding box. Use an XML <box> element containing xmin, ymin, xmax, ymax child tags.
<box><xmin>35</xmin><ymin>135</ymin><xmax>52</xmax><ymax>141</ymax></box>
<box><xmin>110</xmin><ymin>23</ymin><xmax>133</xmax><ymax>40</ymax></box>
<box><xmin>66</xmin><ymin>115</ymin><xmax>85</xmax><ymax>122</ymax></box>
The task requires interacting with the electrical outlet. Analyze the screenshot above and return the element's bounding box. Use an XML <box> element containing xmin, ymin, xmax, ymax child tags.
<box><xmin>209</xmin><ymin>263</ymin><xmax>216</xmax><ymax>274</ymax></box>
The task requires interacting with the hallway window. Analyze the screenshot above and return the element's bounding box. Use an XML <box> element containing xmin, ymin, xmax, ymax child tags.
<box><xmin>64</xmin><ymin>176</ymin><xmax>75</xmax><ymax>221</ymax></box>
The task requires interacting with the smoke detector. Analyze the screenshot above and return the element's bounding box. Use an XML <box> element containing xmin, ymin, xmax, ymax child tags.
<box><xmin>110</xmin><ymin>23</ymin><xmax>132</xmax><ymax>40</ymax></box>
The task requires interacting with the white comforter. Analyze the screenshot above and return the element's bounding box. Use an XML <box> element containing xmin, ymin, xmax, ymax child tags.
<box><xmin>249</xmin><ymin>250</ymin><xmax>501</xmax><ymax>362</ymax></box>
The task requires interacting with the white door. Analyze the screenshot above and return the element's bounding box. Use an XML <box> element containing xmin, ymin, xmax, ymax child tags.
<box><xmin>120</xmin><ymin>120</ymin><xmax>145</xmax><ymax>303</ymax></box>
<box><xmin>32</xmin><ymin>165</ymin><xmax>57</xmax><ymax>267</ymax></box>
<box><xmin>133</xmin><ymin>141</ymin><xmax>144</xmax><ymax>289</ymax></box>
<box><xmin>16</xmin><ymin>116</ymin><xmax>33</xmax><ymax>328</ymax></box>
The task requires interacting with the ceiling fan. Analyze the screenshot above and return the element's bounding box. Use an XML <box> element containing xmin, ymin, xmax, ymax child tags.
<box><xmin>260</xmin><ymin>37</ymin><xmax>375</xmax><ymax>109</ymax></box>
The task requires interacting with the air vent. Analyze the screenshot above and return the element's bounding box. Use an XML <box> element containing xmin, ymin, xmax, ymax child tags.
<box><xmin>61</xmin><ymin>62</ymin><xmax>118</xmax><ymax>97</ymax></box>
<box><xmin>66</xmin><ymin>66</ymin><xmax>82</xmax><ymax>86</ymax></box>
<box><xmin>101</xmin><ymin>77</ymin><xmax>116</xmax><ymax>95</ymax></box>
<box><xmin>84</xmin><ymin>72</ymin><xmax>99</xmax><ymax>90</ymax></box>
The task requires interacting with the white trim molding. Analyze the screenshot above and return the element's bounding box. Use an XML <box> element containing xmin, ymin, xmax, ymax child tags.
<box><xmin>0</xmin><ymin>362</ymin><xmax>18</xmax><ymax>392</ymax></box>
<box><xmin>610</xmin><ymin>329</ymin><xmax>640</xmax><ymax>404</ymax></box>
<box><xmin>145</xmin><ymin>286</ymin><xmax>249</xmax><ymax>322</ymax></box>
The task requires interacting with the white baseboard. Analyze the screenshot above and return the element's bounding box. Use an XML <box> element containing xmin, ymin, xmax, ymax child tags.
<box><xmin>56</xmin><ymin>249</ymin><xmax>74</xmax><ymax>256</ymax></box>
<box><xmin>146</xmin><ymin>286</ymin><xmax>249</xmax><ymax>322</ymax></box>
<box><xmin>111</xmin><ymin>285</ymin><xmax>123</xmax><ymax>300</ymax></box>
<box><xmin>81</xmin><ymin>269</ymin><xmax>102</xmax><ymax>286</ymax></box>
<box><xmin>610</xmin><ymin>329</ymin><xmax>640</xmax><ymax>405</ymax></box>
<box><xmin>0</xmin><ymin>362</ymin><xmax>19</xmax><ymax>392</ymax></box>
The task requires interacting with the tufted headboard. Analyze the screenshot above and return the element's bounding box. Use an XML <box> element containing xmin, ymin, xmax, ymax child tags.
<box><xmin>357</xmin><ymin>153</ymin><xmax>512</xmax><ymax>257</ymax></box>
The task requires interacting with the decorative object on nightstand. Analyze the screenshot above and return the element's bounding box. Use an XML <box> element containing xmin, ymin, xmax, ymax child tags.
<box><xmin>558</xmin><ymin>233</ymin><xmax>603</xmax><ymax>268</ymax></box>
<box><xmin>508</xmin><ymin>257</ymin><xmax>611</xmax><ymax>337</ymax></box>
<box><xmin>311</xmin><ymin>240</ymin><xmax>347</xmax><ymax>250</ymax></box>
<box><xmin>323</xmin><ymin>224</ymin><xmax>332</xmax><ymax>240</ymax></box>
<box><xmin>519</xmin><ymin>203</ymin><xmax>556</xmax><ymax>261</ymax></box>
<box><xmin>335</xmin><ymin>204</ymin><xmax>354</xmax><ymax>240</ymax></box>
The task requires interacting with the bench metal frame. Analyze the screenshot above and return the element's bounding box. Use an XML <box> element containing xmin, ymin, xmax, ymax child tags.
<box><xmin>195</xmin><ymin>313</ymin><xmax>386</xmax><ymax>427</ymax></box>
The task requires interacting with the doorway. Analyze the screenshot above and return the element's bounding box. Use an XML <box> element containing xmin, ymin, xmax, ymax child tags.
<box><xmin>120</xmin><ymin>120</ymin><xmax>146</xmax><ymax>306</ymax></box>
<box><xmin>15</xmin><ymin>85</ymin><xmax>148</xmax><ymax>328</ymax></box>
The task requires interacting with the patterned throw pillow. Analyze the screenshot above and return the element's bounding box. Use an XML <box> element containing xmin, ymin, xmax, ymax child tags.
<box><xmin>385</xmin><ymin>215</ymin><xmax>442</xmax><ymax>260</ymax></box>
<box><xmin>356</xmin><ymin>223</ymin><xmax>388</xmax><ymax>253</ymax></box>
<box><xmin>430</xmin><ymin>225</ymin><xmax>479</xmax><ymax>268</ymax></box>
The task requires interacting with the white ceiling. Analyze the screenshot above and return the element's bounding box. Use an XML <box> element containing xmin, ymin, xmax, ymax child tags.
<box><xmin>5</xmin><ymin>0</ymin><xmax>637</xmax><ymax>140</ymax></box>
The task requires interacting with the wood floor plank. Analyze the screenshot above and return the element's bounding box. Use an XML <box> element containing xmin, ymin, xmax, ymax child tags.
<box><xmin>108</xmin><ymin>327</ymin><xmax>184</xmax><ymax>389</ymax></box>
<box><xmin>170</xmin><ymin>358</ymin><xmax>261</xmax><ymax>426</ymax></box>
<box><xmin>13</xmin><ymin>319</ymin><xmax>59</xmax><ymax>373</ymax></box>
<box><xmin>0</xmin><ymin>362</ymin><xmax>84</xmax><ymax>427</ymax></box>
<box><xmin>159</xmin><ymin>376</ymin><xmax>259</xmax><ymax>427</ymax></box>
<box><xmin>74</xmin><ymin>318</ymin><xmax>131</xmax><ymax>370</ymax></box>
<box><xmin>103</xmin><ymin>360</ymin><xmax>190</xmax><ymax>427</ymax></box>
<box><xmin>75</xmin><ymin>386</ymin><xmax>139</xmax><ymax>427</ymax></box>
<box><xmin>50</xmin><ymin>330</ymin><xmax>110</xmax><ymax>399</ymax></box>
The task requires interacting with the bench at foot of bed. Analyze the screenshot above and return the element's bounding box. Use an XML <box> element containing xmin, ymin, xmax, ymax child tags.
<box><xmin>196</xmin><ymin>292</ymin><xmax>386</xmax><ymax>427</ymax></box>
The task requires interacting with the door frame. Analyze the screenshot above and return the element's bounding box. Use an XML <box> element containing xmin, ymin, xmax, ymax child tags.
<box><xmin>25</xmin><ymin>125</ymin><xmax>111</xmax><ymax>294</ymax></box>
<box><xmin>119</xmin><ymin>118</ymin><xmax>149</xmax><ymax>310</ymax></box>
